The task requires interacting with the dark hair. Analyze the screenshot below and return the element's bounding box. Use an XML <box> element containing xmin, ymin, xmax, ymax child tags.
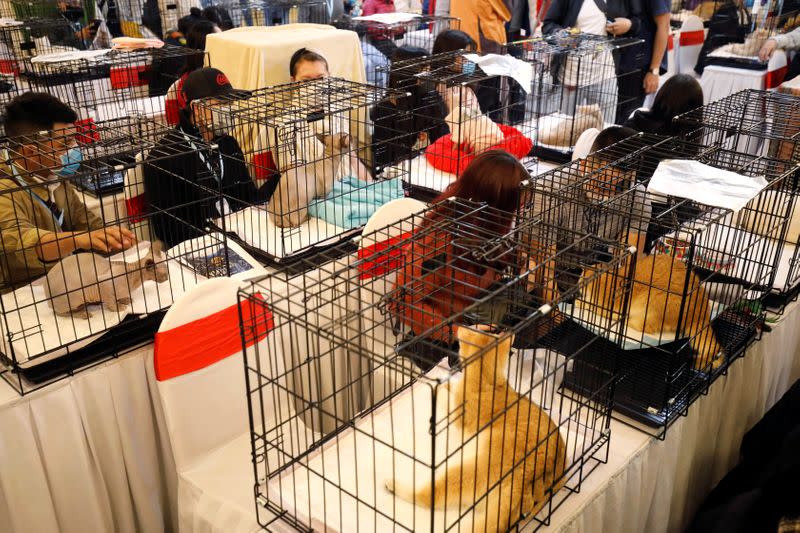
<box><xmin>591</xmin><ymin>126</ymin><xmax>638</xmax><ymax>154</ymax></box>
<box><xmin>3</xmin><ymin>92</ymin><xmax>77</xmax><ymax>138</ymax></box>
<box><xmin>202</xmin><ymin>5</ymin><xmax>234</xmax><ymax>30</ymax></box>
<box><xmin>178</xmin><ymin>7</ymin><xmax>204</xmax><ymax>36</ymax></box>
<box><xmin>650</xmin><ymin>74</ymin><xmax>703</xmax><ymax>132</ymax></box>
<box><xmin>183</xmin><ymin>20</ymin><xmax>218</xmax><ymax>73</ymax></box>
<box><xmin>289</xmin><ymin>48</ymin><xmax>329</xmax><ymax>77</ymax></box>
<box><xmin>433</xmin><ymin>150</ymin><xmax>528</xmax><ymax>233</ymax></box>
<box><xmin>432</xmin><ymin>30</ymin><xmax>476</xmax><ymax>55</ymax></box>
<box><xmin>388</xmin><ymin>46</ymin><xmax>429</xmax><ymax>89</ymax></box>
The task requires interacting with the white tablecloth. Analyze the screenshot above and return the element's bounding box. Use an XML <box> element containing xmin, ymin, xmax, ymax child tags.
<box><xmin>0</xmin><ymin>345</ymin><xmax>177</xmax><ymax>533</ymax></box>
<box><xmin>701</xmin><ymin>65</ymin><xmax>767</xmax><ymax>104</ymax></box>
<box><xmin>1</xmin><ymin>300</ymin><xmax>798</xmax><ymax>533</ymax></box>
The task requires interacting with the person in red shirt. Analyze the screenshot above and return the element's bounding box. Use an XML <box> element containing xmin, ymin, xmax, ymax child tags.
<box><xmin>361</xmin><ymin>0</ymin><xmax>396</xmax><ymax>15</ymax></box>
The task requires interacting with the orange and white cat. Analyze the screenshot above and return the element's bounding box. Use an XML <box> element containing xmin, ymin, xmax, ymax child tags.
<box><xmin>579</xmin><ymin>254</ymin><xmax>724</xmax><ymax>370</ymax></box>
<box><xmin>386</xmin><ymin>326</ymin><xmax>566</xmax><ymax>533</ymax></box>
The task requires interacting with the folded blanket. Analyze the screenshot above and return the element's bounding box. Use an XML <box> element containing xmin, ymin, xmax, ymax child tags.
<box><xmin>308</xmin><ymin>176</ymin><xmax>404</xmax><ymax>230</ymax></box>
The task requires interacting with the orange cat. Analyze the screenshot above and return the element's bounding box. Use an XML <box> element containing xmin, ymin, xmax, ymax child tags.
<box><xmin>386</xmin><ymin>326</ymin><xmax>566</xmax><ymax>533</ymax></box>
<box><xmin>580</xmin><ymin>254</ymin><xmax>724</xmax><ymax>370</ymax></box>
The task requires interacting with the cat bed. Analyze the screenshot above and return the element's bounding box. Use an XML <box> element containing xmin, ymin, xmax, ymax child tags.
<box><xmin>263</xmin><ymin>348</ymin><xmax>582</xmax><ymax>533</ymax></box>
<box><xmin>308</xmin><ymin>176</ymin><xmax>404</xmax><ymax>230</ymax></box>
<box><xmin>560</xmin><ymin>299</ymin><xmax>725</xmax><ymax>351</ymax></box>
<box><xmin>424</xmin><ymin>124</ymin><xmax>533</xmax><ymax>175</ymax></box>
<box><xmin>221</xmin><ymin>205</ymin><xmax>358</xmax><ymax>262</ymax></box>
<box><xmin>0</xmin><ymin>235</ymin><xmax>263</xmax><ymax>369</ymax></box>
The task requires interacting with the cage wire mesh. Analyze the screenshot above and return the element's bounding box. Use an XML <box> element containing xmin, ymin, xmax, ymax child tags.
<box><xmin>675</xmin><ymin>89</ymin><xmax>800</xmax><ymax>309</ymax></box>
<box><xmin>238</xmin><ymin>198</ymin><xmax>635</xmax><ymax>532</ymax></box>
<box><xmin>0</xmin><ymin>115</ymin><xmax>256</xmax><ymax>394</ymax></box>
<box><xmin>237</xmin><ymin>0</ymin><xmax>329</xmax><ymax>27</ymax></box>
<box><xmin>520</xmin><ymin>132</ymin><xmax>794</xmax><ymax>435</ymax></box>
<box><xmin>508</xmin><ymin>34</ymin><xmax>645</xmax><ymax>163</ymax></box>
<box><xmin>20</xmin><ymin>44</ymin><xmax>208</xmax><ymax>123</ymax></box>
<box><xmin>195</xmin><ymin>76</ymin><xmax>410</xmax><ymax>264</ymax></box>
<box><xmin>373</xmin><ymin>50</ymin><xmax>539</xmax><ymax>201</ymax></box>
<box><xmin>344</xmin><ymin>14</ymin><xmax>459</xmax><ymax>87</ymax></box>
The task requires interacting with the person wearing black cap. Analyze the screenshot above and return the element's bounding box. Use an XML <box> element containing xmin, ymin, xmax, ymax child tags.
<box><xmin>143</xmin><ymin>67</ymin><xmax>260</xmax><ymax>248</ymax></box>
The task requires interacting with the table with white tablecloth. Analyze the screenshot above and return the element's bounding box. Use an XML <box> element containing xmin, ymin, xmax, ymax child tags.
<box><xmin>1</xmin><ymin>298</ymin><xmax>799</xmax><ymax>533</ymax></box>
<box><xmin>204</xmin><ymin>24</ymin><xmax>366</xmax><ymax>90</ymax></box>
<box><xmin>701</xmin><ymin>66</ymin><xmax>770</xmax><ymax>104</ymax></box>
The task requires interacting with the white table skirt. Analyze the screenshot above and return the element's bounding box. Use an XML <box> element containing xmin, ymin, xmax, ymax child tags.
<box><xmin>701</xmin><ymin>65</ymin><xmax>767</xmax><ymax>104</ymax></box>
<box><xmin>0</xmin><ymin>345</ymin><xmax>177</xmax><ymax>533</ymax></box>
<box><xmin>0</xmin><ymin>299</ymin><xmax>798</xmax><ymax>533</ymax></box>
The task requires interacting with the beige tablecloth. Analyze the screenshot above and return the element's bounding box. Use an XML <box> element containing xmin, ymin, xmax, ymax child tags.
<box><xmin>204</xmin><ymin>24</ymin><xmax>365</xmax><ymax>90</ymax></box>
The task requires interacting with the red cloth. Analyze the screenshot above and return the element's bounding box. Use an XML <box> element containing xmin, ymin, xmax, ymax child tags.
<box><xmin>424</xmin><ymin>123</ymin><xmax>534</xmax><ymax>175</ymax></box>
<box><xmin>389</xmin><ymin>217</ymin><xmax>500</xmax><ymax>342</ymax></box>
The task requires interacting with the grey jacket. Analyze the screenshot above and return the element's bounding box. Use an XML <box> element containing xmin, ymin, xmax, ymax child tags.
<box><xmin>774</xmin><ymin>26</ymin><xmax>800</xmax><ymax>50</ymax></box>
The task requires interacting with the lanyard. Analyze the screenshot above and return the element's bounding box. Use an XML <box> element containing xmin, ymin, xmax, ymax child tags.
<box><xmin>180</xmin><ymin>129</ymin><xmax>230</xmax><ymax>216</ymax></box>
<box><xmin>4</xmin><ymin>152</ymin><xmax>65</xmax><ymax>229</ymax></box>
<box><xmin>180</xmin><ymin>129</ymin><xmax>224</xmax><ymax>184</ymax></box>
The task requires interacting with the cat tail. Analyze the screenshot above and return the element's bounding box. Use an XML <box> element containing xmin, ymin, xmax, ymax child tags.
<box><xmin>389</xmin><ymin>452</ymin><xmax>481</xmax><ymax>510</ymax></box>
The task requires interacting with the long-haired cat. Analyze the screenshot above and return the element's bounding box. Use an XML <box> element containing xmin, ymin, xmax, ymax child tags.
<box><xmin>267</xmin><ymin>132</ymin><xmax>350</xmax><ymax>228</ymax></box>
<box><xmin>580</xmin><ymin>254</ymin><xmax>724</xmax><ymax>370</ymax></box>
<box><xmin>386</xmin><ymin>326</ymin><xmax>566</xmax><ymax>533</ymax></box>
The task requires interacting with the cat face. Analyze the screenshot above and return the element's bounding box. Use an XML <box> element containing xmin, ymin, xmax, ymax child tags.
<box><xmin>315</xmin><ymin>132</ymin><xmax>351</xmax><ymax>153</ymax></box>
<box><xmin>579</xmin><ymin>155</ymin><xmax>635</xmax><ymax>201</ymax></box>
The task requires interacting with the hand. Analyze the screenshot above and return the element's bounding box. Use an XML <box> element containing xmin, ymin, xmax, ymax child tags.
<box><xmin>759</xmin><ymin>39</ymin><xmax>778</xmax><ymax>61</ymax></box>
<box><xmin>75</xmin><ymin>227</ymin><xmax>137</xmax><ymax>254</ymax></box>
<box><xmin>606</xmin><ymin>18</ymin><xmax>632</xmax><ymax>36</ymax></box>
<box><xmin>643</xmin><ymin>71</ymin><xmax>659</xmax><ymax>94</ymax></box>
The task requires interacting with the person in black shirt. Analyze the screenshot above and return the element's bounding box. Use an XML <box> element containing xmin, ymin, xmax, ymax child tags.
<box><xmin>143</xmin><ymin>68</ymin><xmax>260</xmax><ymax>248</ymax></box>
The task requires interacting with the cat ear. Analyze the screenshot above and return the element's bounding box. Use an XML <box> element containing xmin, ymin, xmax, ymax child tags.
<box><xmin>339</xmin><ymin>133</ymin><xmax>350</xmax><ymax>148</ymax></box>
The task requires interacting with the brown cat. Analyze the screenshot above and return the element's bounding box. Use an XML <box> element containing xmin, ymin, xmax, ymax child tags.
<box><xmin>579</xmin><ymin>254</ymin><xmax>724</xmax><ymax>370</ymax></box>
<box><xmin>267</xmin><ymin>132</ymin><xmax>350</xmax><ymax>228</ymax></box>
<box><xmin>386</xmin><ymin>326</ymin><xmax>566</xmax><ymax>533</ymax></box>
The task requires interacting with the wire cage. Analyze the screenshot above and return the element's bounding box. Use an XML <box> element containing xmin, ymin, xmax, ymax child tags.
<box><xmin>520</xmin><ymin>132</ymin><xmax>795</xmax><ymax>435</ymax></box>
<box><xmin>21</xmin><ymin>44</ymin><xmax>207</xmax><ymax>122</ymax></box>
<box><xmin>675</xmin><ymin>89</ymin><xmax>800</xmax><ymax>310</ymax></box>
<box><xmin>238</xmin><ymin>198</ymin><xmax>636</xmax><ymax>532</ymax></box>
<box><xmin>238</xmin><ymin>0</ymin><xmax>329</xmax><ymax>27</ymax></box>
<box><xmin>373</xmin><ymin>50</ymin><xmax>540</xmax><ymax>200</ymax></box>
<box><xmin>508</xmin><ymin>34</ymin><xmax>645</xmax><ymax>163</ymax></box>
<box><xmin>0</xmin><ymin>115</ymin><xmax>261</xmax><ymax>394</ymax></box>
<box><xmin>344</xmin><ymin>14</ymin><xmax>459</xmax><ymax>88</ymax></box>
<box><xmin>195</xmin><ymin>76</ymin><xmax>410</xmax><ymax>264</ymax></box>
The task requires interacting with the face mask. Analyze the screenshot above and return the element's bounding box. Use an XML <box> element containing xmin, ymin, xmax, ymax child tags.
<box><xmin>462</xmin><ymin>61</ymin><xmax>477</xmax><ymax>76</ymax></box>
<box><xmin>56</xmin><ymin>147</ymin><xmax>82</xmax><ymax>177</ymax></box>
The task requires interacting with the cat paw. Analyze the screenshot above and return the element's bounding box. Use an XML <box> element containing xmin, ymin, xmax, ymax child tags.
<box><xmin>385</xmin><ymin>479</ymin><xmax>395</xmax><ymax>494</ymax></box>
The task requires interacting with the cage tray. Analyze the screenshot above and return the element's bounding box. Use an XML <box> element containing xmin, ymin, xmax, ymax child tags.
<box><xmin>263</xmin><ymin>352</ymin><xmax>590</xmax><ymax>533</ymax></box>
<box><xmin>705</xmin><ymin>56</ymin><xmax>766</xmax><ymax>71</ymax></box>
<box><xmin>558</xmin><ymin>309</ymin><xmax>759</xmax><ymax>428</ymax></box>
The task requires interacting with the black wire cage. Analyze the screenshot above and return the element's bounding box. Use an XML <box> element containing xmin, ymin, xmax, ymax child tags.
<box><xmin>21</xmin><ymin>44</ymin><xmax>207</xmax><ymax>122</ymax></box>
<box><xmin>195</xmin><ymin>76</ymin><xmax>410</xmax><ymax>264</ymax></box>
<box><xmin>508</xmin><ymin>34</ymin><xmax>645</xmax><ymax>163</ymax></box>
<box><xmin>373</xmin><ymin>50</ymin><xmax>540</xmax><ymax>200</ymax></box>
<box><xmin>343</xmin><ymin>14</ymin><xmax>459</xmax><ymax>87</ymax></box>
<box><xmin>238</xmin><ymin>199</ymin><xmax>635</xmax><ymax>532</ymax></box>
<box><xmin>675</xmin><ymin>89</ymin><xmax>800</xmax><ymax>310</ymax></box>
<box><xmin>0</xmin><ymin>115</ymin><xmax>260</xmax><ymax>394</ymax></box>
<box><xmin>520</xmin><ymin>132</ymin><xmax>795</xmax><ymax>436</ymax></box>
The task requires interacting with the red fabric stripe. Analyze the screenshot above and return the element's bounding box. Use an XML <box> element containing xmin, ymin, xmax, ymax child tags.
<box><xmin>679</xmin><ymin>30</ymin><xmax>704</xmax><ymax>47</ymax></box>
<box><xmin>165</xmin><ymin>98</ymin><xmax>180</xmax><ymax>125</ymax></box>
<box><xmin>667</xmin><ymin>34</ymin><xmax>674</xmax><ymax>51</ymax></box>
<box><xmin>75</xmin><ymin>118</ymin><xmax>100</xmax><ymax>144</ymax></box>
<box><xmin>252</xmin><ymin>151</ymin><xmax>278</xmax><ymax>180</ymax></box>
<box><xmin>155</xmin><ymin>293</ymin><xmax>273</xmax><ymax>381</ymax></box>
<box><xmin>110</xmin><ymin>65</ymin><xmax>150</xmax><ymax>89</ymax></box>
<box><xmin>766</xmin><ymin>65</ymin><xmax>788</xmax><ymax>89</ymax></box>
<box><xmin>125</xmin><ymin>195</ymin><xmax>147</xmax><ymax>223</ymax></box>
<box><xmin>0</xmin><ymin>59</ymin><xmax>18</xmax><ymax>75</ymax></box>
<box><xmin>357</xmin><ymin>231</ymin><xmax>412</xmax><ymax>280</ymax></box>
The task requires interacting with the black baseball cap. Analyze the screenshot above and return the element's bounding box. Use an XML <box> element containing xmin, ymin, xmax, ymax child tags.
<box><xmin>181</xmin><ymin>67</ymin><xmax>247</xmax><ymax>104</ymax></box>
